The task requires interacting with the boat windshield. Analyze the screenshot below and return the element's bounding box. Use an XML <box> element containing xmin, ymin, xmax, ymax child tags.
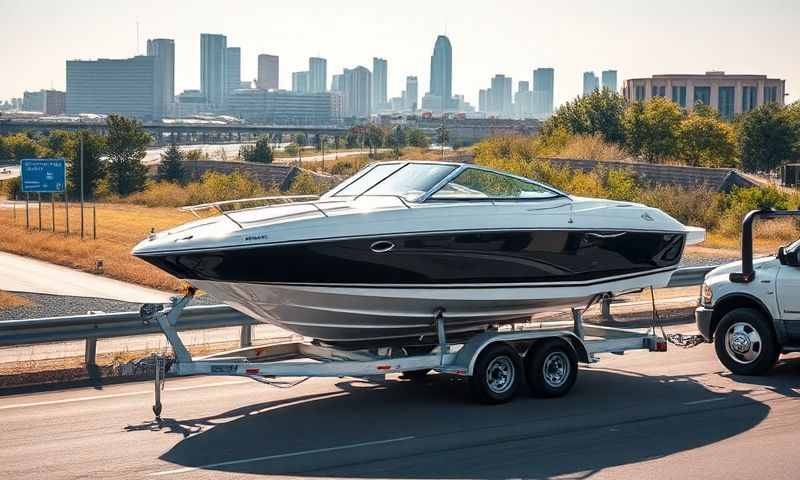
<box><xmin>333</xmin><ymin>163</ymin><xmax>457</xmax><ymax>199</ymax></box>
<box><xmin>429</xmin><ymin>167</ymin><xmax>560</xmax><ymax>200</ymax></box>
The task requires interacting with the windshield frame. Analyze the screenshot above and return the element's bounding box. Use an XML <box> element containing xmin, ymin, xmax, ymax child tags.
<box><xmin>320</xmin><ymin>161</ymin><xmax>570</xmax><ymax>203</ymax></box>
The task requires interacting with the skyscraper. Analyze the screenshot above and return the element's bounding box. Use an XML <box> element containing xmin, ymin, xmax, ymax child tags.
<box><xmin>309</xmin><ymin>57</ymin><xmax>327</xmax><ymax>93</ymax></box>
<box><xmin>583</xmin><ymin>71</ymin><xmax>599</xmax><ymax>96</ymax></box>
<box><xmin>225</xmin><ymin>47</ymin><xmax>241</xmax><ymax>95</ymax></box>
<box><xmin>428</xmin><ymin>35</ymin><xmax>452</xmax><ymax>110</ymax></box>
<box><xmin>292</xmin><ymin>71</ymin><xmax>310</xmax><ymax>93</ymax></box>
<box><xmin>146</xmin><ymin>38</ymin><xmax>174</xmax><ymax>119</ymax></box>
<box><xmin>200</xmin><ymin>33</ymin><xmax>227</xmax><ymax>106</ymax></box>
<box><xmin>405</xmin><ymin>75</ymin><xmax>418</xmax><ymax>111</ymax></box>
<box><xmin>532</xmin><ymin>68</ymin><xmax>554</xmax><ymax>117</ymax></box>
<box><xmin>331</xmin><ymin>74</ymin><xmax>344</xmax><ymax>92</ymax></box>
<box><xmin>257</xmin><ymin>54</ymin><xmax>279</xmax><ymax>90</ymax></box>
<box><xmin>478</xmin><ymin>89</ymin><xmax>488</xmax><ymax>113</ymax></box>
<box><xmin>489</xmin><ymin>74</ymin><xmax>512</xmax><ymax>116</ymax></box>
<box><xmin>66</xmin><ymin>56</ymin><xmax>158</xmax><ymax>119</ymax></box>
<box><xmin>343</xmin><ymin>66</ymin><xmax>371</xmax><ymax>118</ymax></box>
<box><xmin>515</xmin><ymin>80</ymin><xmax>531</xmax><ymax>117</ymax></box>
<box><xmin>601</xmin><ymin>70</ymin><xmax>618</xmax><ymax>92</ymax></box>
<box><xmin>371</xmin><ymin>57</ymin><xmax>387</xmax><ymax>112</ymax></box>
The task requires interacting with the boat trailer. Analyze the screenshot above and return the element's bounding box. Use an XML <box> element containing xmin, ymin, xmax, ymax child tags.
<box><xmin>141</xmin><ymin>288</ymin><xmax>667</xmax><ymax>420</ymax></box>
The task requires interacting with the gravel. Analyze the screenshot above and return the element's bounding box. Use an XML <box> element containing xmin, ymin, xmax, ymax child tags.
<box><xmin>0</xmin><ymin>292</ymin><xmax>219</xmax><ymax>321</ymax></box>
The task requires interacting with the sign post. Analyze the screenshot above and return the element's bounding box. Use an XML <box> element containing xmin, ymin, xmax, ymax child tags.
<box><xmin>20</xmin><ymin>159</ymin><xmax>66</xmax><ymax>234</ymax></box>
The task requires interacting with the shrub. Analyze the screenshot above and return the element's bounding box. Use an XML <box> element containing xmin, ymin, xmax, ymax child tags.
<box><xmin>719</xmin><ymin>186</ymin><xmax>791</xmax><ymax>235</ymax></box>
<box><xmin>635</xmin><ymin>184</ymin><xmax>725</xmax><ymax>231</ymax></box>
<box><xmin>126</xmin><ymin>182</ymin><xmax>191</xmax><ymax>208</ymax></box>
<box><xmin>288</xmin><ymin>172</ymin><xmax>333</xmax><ymax>195</ymax></box>
<box><xmin>604</xmin><ymin>169</ymin><xmax>640</xmax><ymax>201</ymax></box>
<box><xmin>0</xmin><ymin>177</ymin><xmax>21</xmax><ymax>200</ymax></box>
<box><xmin>555</xmin><ymin>133</ymin><xmax>628</xmax><ymax>161</ymax></box>
<box><xmin>186</xmin><ymin>171</ymin><xmax>267</xmax><ymax>205</ymax></box>
<box><xmin>329</xmin><ymin>159</ymin><xmax>358</xmax><ymax>176</ymax></box>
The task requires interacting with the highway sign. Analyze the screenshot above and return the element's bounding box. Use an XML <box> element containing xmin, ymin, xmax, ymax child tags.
<box><xmin>20</xmin><ymin>159</ymin><xmax>66</xmax><ymax>193</ymax></box>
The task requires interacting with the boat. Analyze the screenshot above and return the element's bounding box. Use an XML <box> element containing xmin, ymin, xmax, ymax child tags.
<box><xmin>132</xmin><ymin>161</ymin><xmax>705</xmax><ymax>346</ymax></box>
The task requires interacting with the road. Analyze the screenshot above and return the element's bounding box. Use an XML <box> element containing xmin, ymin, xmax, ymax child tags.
<box><xmin>2</xmin><ymin>329</ymin><xmax>799</xmax><ymax>479</ymax></box>
<box><xmin>143</xmin><ymin>144</ymin><xmax>378</xmax><ymax>166</ymax></box>
<box><xmin>0</xmin><ymin>251</ymin><xmax>171</xmax><ymax>303</ymax></box>
<box><xmin>0</xmin><ymin>165</ymin><xmax>19</xmax><ymax>180</ymax></box>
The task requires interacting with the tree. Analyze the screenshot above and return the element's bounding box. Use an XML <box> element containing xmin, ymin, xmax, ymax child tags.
<box><xmin>4</xmin><ymin>133</ymin><xmax>44</xmax><ymax>160</ymax></box>
<box><xmin>543</xmin><ymin>89</ymin><xmax>626</xmax><ymax>144</ymax></box>
<box><xmin>40</xmin><ymin>130</ymin><xmax>73</xmax><ymax>157</ymax></box>
<box><xmin>157</xmin><ymin>143</ymin><xmax>188</xmax><ymax>184</ymax></box>
<box><xmin>366</xmin><ymin>124</ymin><xmax>385</xmax><ymax>156</ymax></box>
<box><xmin>386</xmin><ymin>126</ymin><xmax>406</xmax><ymax>159</ymax></box>
<box><xmin>239</xmin><ymin>136</ymin><xmax>273</xmax><ymax>163</ymax></box>
<box><xmin>292</xmin><ymin>133</ymin><xmax>307</xmax><ymax>146</ymax></box>
<box><xmin>0</xmin><ymin>136</ymin><xmax>11</xmax><ymax>160</ymax></box>
<box><xmin>406</xmin><ymin>128</ymin><xmax>430</xmax><ymax>148</ymax></box>
<box><xmin>623</xmin><ymin>97</ymin><xmax>682</xmax><ymax>162</ymax></box>
<box><xmin>66</xmin><ymin>131</ymin><xmax>106</xmax><ymax>199</ymax></box>
<box><xmin>436</xmin><ymin>125</ymin><xmax>450</xmax><ymax>146</ymax></box>
<box><xmin>677</xmin><ymin>109</ymin><xmax>737</xmax><ymax>167</ymax></box>
<box><xmin>105</xmin><ymin>115</ymin><xmax>151</xmax><ymax>196</ymax></box>
<box><xmin>738</xmin><ymin>103</ymin><xmax>799</xmax><ymax>173</ymax></box>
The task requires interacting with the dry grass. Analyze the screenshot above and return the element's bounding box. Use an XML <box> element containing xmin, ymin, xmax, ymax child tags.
<box><xmin>552</xmin><ymin>134</ymin><xmax>629</xmax><ymax>161</ymax></box>
<box><xmin>0</xmin><ymin>202</ymin><xmax>194</xmax><ymax>291</ymax></box>
<box><xmin>0</xmin><ymin>290</ymin><xmax>30</xmax><ymax>310</ymax></box>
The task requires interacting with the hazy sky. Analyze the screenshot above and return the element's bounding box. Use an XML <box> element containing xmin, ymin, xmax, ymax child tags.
<box><xmin>2</xmin><ymin>0</ymin><xmax>798</xmax><ymax>107</ymax></box>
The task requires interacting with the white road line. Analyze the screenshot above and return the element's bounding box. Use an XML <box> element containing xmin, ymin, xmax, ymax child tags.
<box><xmin>684</xmin><ymin>396</ymin><xmax>727</xmax><ymax>406</ymax></box>
<box><xmin>0</xmin><ymin>379</ymin><xmax>250</xmax><ymax>411</ymax></box>
<box><xmin>149</xmin><ymin>435</ymin><xmax>417</xmax><ymax>476</ymax></box>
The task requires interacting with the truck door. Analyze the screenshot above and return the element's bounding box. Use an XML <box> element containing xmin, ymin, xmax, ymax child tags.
<box><xmin>776</xmin><ymin>264</ymin><xmax>800</xmax><ymax>340</ymax></box>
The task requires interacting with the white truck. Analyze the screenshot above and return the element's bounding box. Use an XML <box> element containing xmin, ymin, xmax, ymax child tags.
<box><xmin>695</xmin><ymin>209</ymin><xmax>800</xmax><ymax>375</ymax></box>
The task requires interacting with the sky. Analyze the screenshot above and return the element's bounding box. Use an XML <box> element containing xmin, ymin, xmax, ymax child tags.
<box><xmin>1</xmin><ymin>0</ymin><xmax>798</xmax><ymax>108</ymax></box>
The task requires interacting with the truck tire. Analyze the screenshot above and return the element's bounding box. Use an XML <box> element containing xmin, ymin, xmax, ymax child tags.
<box><xmin>714</xmin><ymin>308</ymin><xmax>779</xmax><ymax>375</ymax></box>
<box><xmin>469</xmin><ymin>343</ymin><xmax>522</xmax><ymax>404</ymax></box>
<box><xmin>526</xmin><ymin>339</ymin><xmax>578</xmax><ymax>398</ymax></box>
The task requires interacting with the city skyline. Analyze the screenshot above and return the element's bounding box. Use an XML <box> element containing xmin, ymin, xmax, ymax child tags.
<box><xmin>2</xmin><ymin>0</ymin><xmax>798</xmax><ymax>108</ymax></box>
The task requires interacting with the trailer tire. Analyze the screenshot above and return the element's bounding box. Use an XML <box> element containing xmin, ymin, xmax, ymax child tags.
<box><xmin>714</xmin><ymin>308</ymin><xmax>778</xmax><ymax>375</ymax></box>
<box><xmin>469</xmin><ymin>343</ymin><xmax>522</xmax><ymax>404</ymax></box>
<box><xmin>526</xmin><ymin>339</ymin><xmax>578</xmax><ymax>398</ymax></box>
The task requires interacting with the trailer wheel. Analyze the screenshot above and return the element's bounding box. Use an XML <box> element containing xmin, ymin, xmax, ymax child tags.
<box><xmin>714</xmin><ymin>308</ymin><xmax>778</xmax><ymax>375</ymax></box>
<box><xmin>469</xmin><ymin>343</ymin><xmax>522</xmax><ymax>404</ymax></box>
<box><xmin>526</xmin><ymin>339</ymin><xmax>578</xmax><ymax>398</ymax></box>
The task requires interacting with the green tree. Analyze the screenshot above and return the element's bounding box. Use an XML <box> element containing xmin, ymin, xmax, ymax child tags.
<box><xmin>436</xmin><ymin>125</ymin><xmax>450</xmax><ymax>146</ymax></box>
<box><xmin>0</xmin><ymin>136</ymin><xmax>11</xmax><ymax>160</ymax></box>
<box><xmin>543</xmin><ymin>89</ymin><xmax>626</xmax><ymax>144</ymax></box>
<box><xmin>677</xmin><ymin>109</ymin><xmax>737</xmax><ymax>167</ymax></box>
<box><xmin>40</xmin><ymin>130</ymin><xmax>73</xmax><ymax>157</ymax></box>
<box><xmin>239</xmin><ymin>136</ymin><xmax>273</xmax><ymax>163</ymax></box>
<box><xmin>738</xmin><ymin>103</ymin><xmax>799</xmax><ymax>173</ymax></box>
<box><xmin>4</xmin><ymin>133</ymin><xmax>44</xmax><ymax>159</ymax></box>
<box><xmin>105</xmin><ymin>115</ymin><xmax>151</xmax><ymax>196</ymax></box>
<box><xmin>623</xmin><ymin>97</ymin><xmax>682</xmax><ymax>162</ymax></box>
<box><xmin>157</xmin><ymin>143</ymin><xmax>188</xmax><ymax>184</ymax></box>
<box><xmin>66</xmin><ymin>131</ymin><xmax>106</xmax><ymax>199</ymax></box>
<box><xmin>406</xmin><ymin>128</ymin><xmax>430</xmax><ymax>148</ymax></box>
<box><xmin>292</xmin><ymin>133</ymin><xmax>307</xmax><ymax>146</ymax></box>
<box><xmin>366</xmin><ymin>124</ymin><xmax>385</xmax><ymax>156</ymax></box>
<box><xmin>386</xmin><ymin>126</ymin><xmax>406</xmax><ymax>158</ymax></box>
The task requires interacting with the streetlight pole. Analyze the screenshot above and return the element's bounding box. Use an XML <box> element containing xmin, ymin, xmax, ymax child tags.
<box><xmin>80</xmin><ymin>131</ymin><xmax>85</xmax><ymax>240</ymax></box>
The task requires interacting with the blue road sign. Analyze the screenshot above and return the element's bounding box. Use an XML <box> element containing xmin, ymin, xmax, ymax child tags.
<box><xmin>20</xmin><ymin>159</ymin><xmax>66</xmax><ymax>193</ymax></box>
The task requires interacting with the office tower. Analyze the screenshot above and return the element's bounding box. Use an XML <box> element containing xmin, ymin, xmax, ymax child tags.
<box><xmin>515</xmin><ymin>80</ymin><xmax>531</xmax><ymax>117</ymax></box>
<box><xmin>257</xmin><ymin>54</ymin><xmax>279</xmax><ymax>90</ymax></box>
<box><xmin>601</xmin><ymin>70</ymin><xmax>617</xmax><ymax>92</ymax></box>
<box><xmin>227</xmin><ymin>89</ymin><xmax>336</xmax><ymax>124</ymax></box>
<box><xmin>309</xmin><ymin>57</ymin><xmax>327</xmax><ymax>93</ymax></box>
<box><xmin>200</xmin><ymin>33</ymin><xmax>227</xmax><ymax>106</ymax></box>
<box><xmin>372</xmin><ymin>57</ymin><xmax>387</xmax><ymax>111</ymax></box>
<box><xmin>479</xmin><ymin>89</ymin><xmax>488</xmax><ymax>113</ymax></box>
<box><xmin>225</xmin><ymin>47</ymin><xmax>241</xmax><ymax>95</ymax></box>
<box><xmin>292</xmin><ymin>71</ymin><xmax>310</xmax><ymax>93</ymax></box>
<box><xmin>583</xmin><ymin>71</ymin><xmax>599</xmax><ymax>96</ymax></box>
<box><xmin>343</xmin><ymin>66</ymin><xmax>371</xmax><ymax>118</ymax></box>
<box><xmin>331</xmin><ymin>74</ymin><xmax>344</xmax><ymax>92</ymax></box>
<box><xmin>428</xmin><ymin>35</ymin><xmax>452</xmax><ymax>109</ymax></box>
<box><xmin>532</xmin><ymin>67</ymin><xmax>554</xmax><ymax>117</ymax></box>
<box><xmin>489</xmin><ymin>74</ymin><xmax>512</xmax><ymax>116</ymax></box>
<box><xmin>66</xmin><ymin>56</ymin><xmax>158</xmax><ymax>119</ymax></box>
<box><xmin>146</xmin><ymin>38</ymin><xmax>174</xmax><ymax>119</ymax></box>
<box><xmin>405</xmin><ymin>75</ymin><xmax>418</xmax><ymax>111</ymax></box>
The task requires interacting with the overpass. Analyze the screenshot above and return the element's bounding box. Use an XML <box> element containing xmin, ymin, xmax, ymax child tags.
<box><xmin>0</xmin><ymin>119</ymin><xmax>351</xmax><ymax>145</ymax></box>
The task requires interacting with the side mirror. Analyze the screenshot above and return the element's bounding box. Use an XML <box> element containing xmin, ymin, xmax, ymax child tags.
<box><xmin>783</xmin><ymin>248</ymin><xmax>800</xmax><ymax>267</ymax></box>
<box><xmin>778</xmin><ymin>246</ymin><xmax>786</xmax><ymax>264</ymax></box>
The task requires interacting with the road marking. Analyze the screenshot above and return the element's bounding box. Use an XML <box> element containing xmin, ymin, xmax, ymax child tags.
<box><xmin>149</xmin><ymin>435</ymin><xmax>416</xmax><ymax>476</ymax></box>
<box><xmin>684</xmin><ymin>396</ymin><xmax>727</xmax><ymax>405</ymax></box>
<box><xmin>0</xmin><ymin>379</ymin><xmax>250</xmax><ymax>411</ymax></box>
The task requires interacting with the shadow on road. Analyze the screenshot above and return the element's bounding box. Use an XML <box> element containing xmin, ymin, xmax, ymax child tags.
<box><xmin>148</xmin><ymin>364</ymin><xmax>777</xmax><ymax>479</ymax></box>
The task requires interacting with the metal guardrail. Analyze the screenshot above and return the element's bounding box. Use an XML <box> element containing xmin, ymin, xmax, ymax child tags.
<box><xmin>0</xmin><ymin>266</ymin><xmax>717</xmax><ymax>365</ymax></box>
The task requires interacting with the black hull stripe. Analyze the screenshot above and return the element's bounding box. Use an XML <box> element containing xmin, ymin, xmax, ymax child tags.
<box><xmin>138</xmin><ymin>227</ymin><xmax>687</xmax><ymax>256</ymax></box>
<box><xmin>191</xmin><ymin>266</ymin><xmax>679</xmax><ymax>289</ymax></box>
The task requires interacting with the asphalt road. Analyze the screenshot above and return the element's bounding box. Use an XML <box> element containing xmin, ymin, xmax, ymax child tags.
<box><xmin>2</xmin><ymin>336</ymin><xmax>800</xmax><ymax>479</ymax></box>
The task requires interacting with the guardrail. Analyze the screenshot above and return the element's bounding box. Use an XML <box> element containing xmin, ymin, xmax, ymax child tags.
<box><xmin>0</xmin><ymin>265</ymin><xmax>717</xmax><ymax>366</ymax></box>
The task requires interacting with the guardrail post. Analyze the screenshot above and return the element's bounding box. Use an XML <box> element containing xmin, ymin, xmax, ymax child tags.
<box><xmin>84</xmin><ymin>337</ymin><xmax>97</xmax><ymax>366</ymax></box>
<box><xmin>240</xmin><ymin>324</ymin><xmax>252</xmax><ymax>348</ymax></box>
<box><xmin>601</xmin><ymin>297</ymin><xmax>612</xmax><ymax>322</ymax></box>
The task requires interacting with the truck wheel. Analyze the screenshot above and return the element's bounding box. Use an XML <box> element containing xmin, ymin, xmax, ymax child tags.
<box><xmin>714</xmin><ymin>308</ymin><xmax>779</xmax><ymax>375</ymax></box>
<box><xmin>469</xmin><ymin>343</ymin><xmax>522</xmax><ymax>404</ymax></box>
<box><xmin>526</xmin><ymin>339</ymin><xmax>578</xmax><ymax>398</ymax></box>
